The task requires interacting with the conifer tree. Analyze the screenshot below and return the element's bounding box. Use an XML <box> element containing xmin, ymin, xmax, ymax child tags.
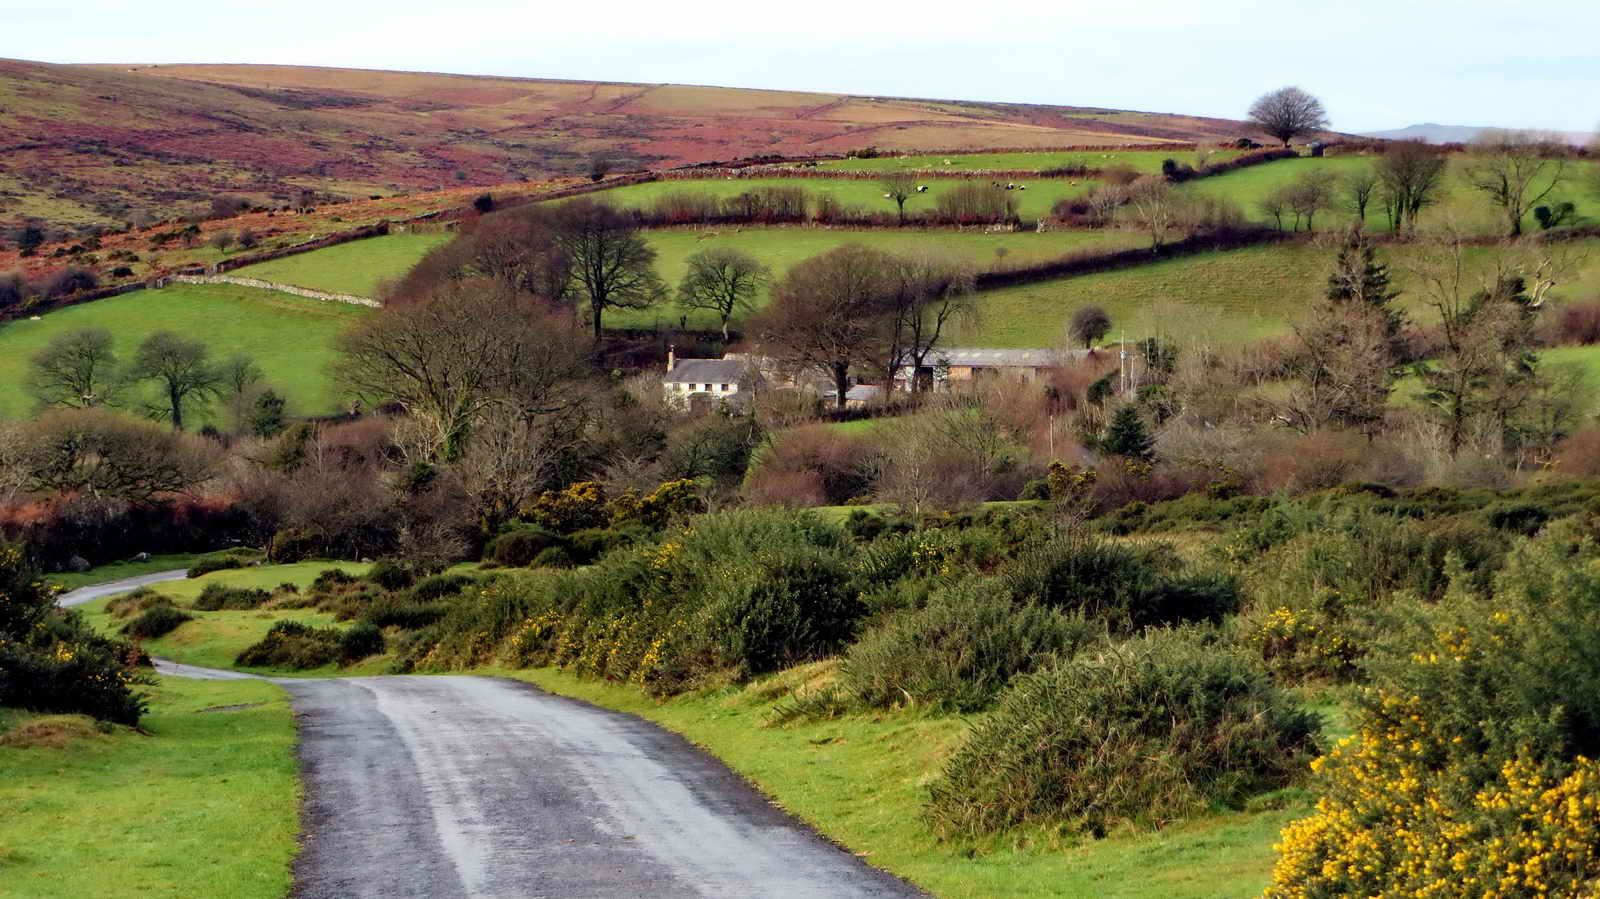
<box><xmin>1102</xmin><ymin>405</ymin><xmax>1155</xmax><ymax>461</ymax></box>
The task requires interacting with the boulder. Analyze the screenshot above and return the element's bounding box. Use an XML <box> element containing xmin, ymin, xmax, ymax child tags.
<box><xmin>66</xmin><ymin>555</ymin><xmax>91</xmax><ymax>573</ymax></box>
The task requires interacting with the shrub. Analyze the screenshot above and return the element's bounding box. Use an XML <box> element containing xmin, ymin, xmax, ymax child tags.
<box><xmin>699</xmin><ymin>546</ymin><xmax>863</xmax><ymax>677</ymax></box>
<box><xmin>366</xmin><ymin>558</ymin><xmax>414</xmax><ymax>591</ymax></box>
<box><xmin>191</xmin><ymin>582</ymin><xmax>272</xmax><ymax>611</ymax></box>
<box><xmin>0</xmin><ymin>543</ymin><xmax>147</xmax><ymax>725</ymax></box>
<box><xmin>487</xmin><ymin>526</ymin><xmax>563</xmax><ymax>567</ymax></box>
<box><xmin>186</xmin><ymin>556</ymin><xmax>245</xmax><ymax>578</ymax></box>
<box><xmin>235</xmin><ymin>619</ymin><xmax>341</xmax><ymax>669</ymax></box>
<box><xmin>120</xmin><ymin>604</ymin><xmax>192</xmax><ymax>640</ymax></box>
<box><xmin>743</xmin><ymin>424</ymin><xmax>881</xmax><ymax>506</ymax></box>
<box><xmin>1002</xmin><ymin>535</ymin><xmax>1240</xmax><ymax>631</ymax></box>
<box><xmin>1267</xmin><ymin>521</ymin><xmax>1600</xmax><ymax>895</ymax></box>
<box><xmin>410</xmin><ymin>572</ymin><xmax>475</xmax><ymax>603</ymax></box>
<box><xmin>361</xmin><ymin>595</ymin><xmax>451</xmax><ymax>630</ymax></box>
<box><xmin>533</xmin><ymin>545</ymin><xmax>575</xmax><ymax>568</ymax></box>
<box><xmin>928</xmin><ymin>629</ymin><xmax>1320</xmax><ymax>838</ymax></box>
<box><xmin>840</xmin><ymin>577</ymin><xmax>1099</xmax><ymax>713</ymax></box>
<box><xmin>338</xmin><ymin>622</ymin><xmax>385</xmax><ymax>661</ymax></box>
<box><xmin>310</xmin><ymin>568</ymin><xmax>356</xmax><ymax>592</ymax></box>
<box><xmin>105</xmin><ymin>587</ymin><xmax>166</xmax><ymax>619</ymax></box>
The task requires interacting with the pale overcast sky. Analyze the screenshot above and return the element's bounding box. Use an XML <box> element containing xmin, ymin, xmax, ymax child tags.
<box><xmin>8</xmin><ymin>0</ymin><xmax>1598</xmax><ymax>134</ymax></box>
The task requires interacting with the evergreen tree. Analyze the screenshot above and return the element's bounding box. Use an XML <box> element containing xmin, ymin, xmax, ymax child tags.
<box><xmin>1102</xmin><ymin>405</ymin><xmax>1155</xmax><ymax>461</ymax></box>
<box><xmin>1325</xmin><ymin>230</ymin><xmax>1406</xmax><ymax>357</ymax></box>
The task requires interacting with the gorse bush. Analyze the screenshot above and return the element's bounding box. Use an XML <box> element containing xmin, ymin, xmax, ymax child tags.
<box><xmin>840</xmin><ymin>577</ymin><xmax>1100</xmax><ymax>713</ymax></box>
<box><xmin>105</xmin><ymin>587</ymin><xmax>166</xmax><ymax>619</ymax></box>
<box><xmin>1269</xmin><ymin>519</ymin><xmax>1600</xmax><ymax>896</ymax></box>
<box><xmin>488</xmin><ymin>526</ymin><xmax>562</xmax><ymax>567</ymax></box>
<box><xmin>119</xmin><ymin>603</ymin><xmax>192</xmax><ymax>640</ymax></box>
<box><xmin>1002</xmin><ymin>535</ymin><xmax>1240</xmax><ymax>631</ymax></box>
<box><xmin>235</xmin><ymin>618</ymin><xmax>378</xmax><ymax>669</ymax></box>
<box><xmin>701</xmin><ymin>546</ymin><xmax>861</xmax><ymax>677</ymax></box>
<box><xmin>365</xmin><ymin>558</ymin><xmax>414</xmax><ymax>591</ymax></box>
<box><xmin>191</xmin><ymin>583</ymin><xmax>272</xmax><ymax>611</ymax></box>
<box><xmin>186</xmin><ymin>556</ymin><xmax>246</xmax><ymax>578</ymax></box>
<box><xmin>928</xmin><ymin>628</ymin><xmax>1319</xmax><ymax>839</ymax></box>
<box><xmin>0</xmin><ymin>543</ymin><xmax>147</xmax><ymax>725</ymax></box>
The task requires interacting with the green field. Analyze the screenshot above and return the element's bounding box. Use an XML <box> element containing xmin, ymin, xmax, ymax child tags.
<box><xmin>594</xmin><ymin>176</ymin><xmax>1088</xmax><ymax>222</ymax></box>
<box><xmin>617</xmin><ymin>227</ymin><xmax>1146</xmax><ymax>330</ymax></box>
<box><xmin>0</xmin><ymin>282</ymin><xmax>366</xmax><ymax>421</ymax></box>
<box><xmin>46</xmin><ymin>554</ymin><xmax>206</xmax><ymax>591</ymax></box>
<box><xmin>232</xmin><ymin>231</ymin><xmax>454</xmax><ymax>297</ymax></box>
<box><xmin>0</xmin><ymin>676</ymin><xmax>298</xmax><ymax>899</ymax></box>
<box><xmin>972</xmin><ymin>238</ymin><xmax>1600</xmax><ymax>348</ymax></box>
<box><xmin>816</xmin><ymin>148</ymin><xmax>1243</xmax><ymax>174</ymax></box>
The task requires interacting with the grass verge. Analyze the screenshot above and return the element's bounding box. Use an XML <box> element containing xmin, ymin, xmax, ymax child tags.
<box><xmin>46</xmin><ymin>554</ymin><xmax>205</xmax><ymax>592</ymax></box>
<box><xmin>0</xmin><ymin>676</ymin><xmax>298</xmax><ymax>899</ymax></box>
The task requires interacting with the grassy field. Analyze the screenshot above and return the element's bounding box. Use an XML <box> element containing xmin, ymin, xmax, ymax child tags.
<box><xmin>0</xmin><ymin>676</ymin><xmax>298</xmax><ymax>899</ymax></box>
<box><xmin>812</xmin><ymin>148</ymin><xmax>1244</xmax><ymax>175</ymax></box>
<box><xmin>593</xmin><ymin>176</ymin><xmax>1089</xmax><ymax>222</ymax></box>
<box><xmin>76</xmin><ymin>562</ymin><xmax>371</xmax><ymax>673</ymax></box>
<box><xmin>971</xmin><ymin>237</ymin><xmax>1600</xmax><ymax>348</ymax></box>
<box><xmin>0</xmin><ymin>282</ymin><xmax>366</xmax><ymax>422</ymax></box>
<box><xmin>619</xmin><ymin>227</ymin><xmax>1145</xmax><ymax>330</ymax></box>
<box><xmin>232</xmin><ymin>232</ymin><xmax>454</xmax><ymax>297</ymax></box>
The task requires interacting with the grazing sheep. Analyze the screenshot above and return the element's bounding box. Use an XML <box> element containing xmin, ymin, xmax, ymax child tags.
<box><xmin>916</xmin><ymin>185</ymin><xmax>928</xmax><ymax>192</ymax></box>
<box><xmin>883</xmin><ymin>193</ymin><xmax>893</xmax><ymax>199</ymax></box>
<box><xmin>1018</xmin><ymin>184</ymin><xmax>1026</xmax><ymax>190</ymax></box>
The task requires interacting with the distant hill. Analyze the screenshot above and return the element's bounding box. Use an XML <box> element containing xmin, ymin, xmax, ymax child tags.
<box><xmin>1</xmin><ymin>58</ymin><xmax>1263</xmax><ymax>230</ymax></box>
<box><xmin>1363</xmin><ymin>123</ymin><xmax>1596</xmax><ymax>145</ymax></box>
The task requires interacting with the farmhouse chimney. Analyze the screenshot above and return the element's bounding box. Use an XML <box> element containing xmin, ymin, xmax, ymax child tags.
<box><xmin>667</xmin><ymin>345</ymin><xmax>676</xmax><ymax>373</ymax></box>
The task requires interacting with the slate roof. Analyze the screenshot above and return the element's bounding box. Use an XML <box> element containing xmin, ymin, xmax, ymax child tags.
<box><xmin>900</xmin><ymin>348</ymin><xmax>1086</xmax><ymax>368</ymax></box>
<box><xmin>664</xmin><ymin>359</ymin><xmax>747</xmax><ymax>384</ymax></box>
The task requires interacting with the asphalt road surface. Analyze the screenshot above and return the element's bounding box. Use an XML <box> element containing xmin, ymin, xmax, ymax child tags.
<box><xmin>57</xmin><ymin>569</ymin><xmax>191</xmax><ymax>608</ymax></box>
<box><xmin>60</xmin><ymin>575</ymin><xmax>923</xmax><ymax>898</ymax></box>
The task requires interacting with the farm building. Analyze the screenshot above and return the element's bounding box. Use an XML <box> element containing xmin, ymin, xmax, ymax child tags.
<box><xmin>893</xmin><ymin>347</ymin><xmax>1087</xmax><ymax>392</ymax></box>
<box><xmin>662</xmin><ymin>347</ymin><xmax>754</xmax><ymax>410</ymax></box>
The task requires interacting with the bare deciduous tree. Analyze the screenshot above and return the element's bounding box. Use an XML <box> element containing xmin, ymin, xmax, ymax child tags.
<box><xmin>675</xmin><ymin>248</ymin><xmax>771</xmax><ymax>340</ymax></box>
<box><xmin>27</xmin><ymin>327</ymin><xmax>123</xmax><ymax>411</ymax></box>
<box><xmin>1461</xmin><ymin>129</ymin><xmax>1567</xmax><ymax>237</ymax></box>
<box><xmin>1287</xmin><ymin>169</ymin><xmax>1339</xmax><ymax>233</ymax></box>
<box><xmin>19</xmin><ymin>408</ymin><xmax>217</xmax><ymax>501</ymax></box>
<box><xmin>335</xmin><ymin>281</ymin><xmax>593</xmax><ymax>462</ymax></box>
<box><xmin>550</xmin><ymin>199</ymin><xmax>666</xmax><ymax>341</ymax></box>
<box><xmin>128</xmin><ymin>331</ymin><xmax>222</xmax><ymax>431</ymax></box>
<box><xmin>1247</xmin><ymin>86</ymin><xmax>1329</xmax><ymax>147</ymax></box>
<box><xmin>1342</xmin><ymin>169</ymin><xmax>1380</xmax><ymax>223</ymax></box>
<box><xmin>754</xmin><ymin>245</ymin><xmax>896</xmax><ymax>409</ymax></box>
<box><xmin>879</xmin><ymin>172</ymin><xmax>919</xmax><ymax>225</ymax></box>
<box><xmin>1375</xmin><ymin>142</ymin><xmax>1449</xmax><ymax>232</ymax></box>
<box><xmin>879</xmin><ymin>249</ymin><xmax>977</xmax><ymax>393</ymax></box>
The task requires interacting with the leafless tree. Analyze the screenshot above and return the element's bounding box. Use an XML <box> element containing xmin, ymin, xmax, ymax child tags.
<box><xmin>18</xmin><ymin>408</ymin><xmax>217</xmax><ymax>501</ymax></box>
<box><xmin>550</xmin><ymin>199</ymin><xmax>666</xmax><ymax>341</ymax></box>
<box><xmin>675</xmin><ymin>248</ymin><xmax>771</xmax><ymax>340</ymax></box>
<box><xmin>1342</xmin><ymin>169</ymin><xmax>1380</xmax><ymax>223</ymax></box>
<box><xmin>879</xmin><ymin>249</ymin><xmax>977</xmax><ymax>393</ymax></box>
<box><xmin>1287</xmin><ymin>169</ymin><xmax>1339</xmax><ymax>232</ymax></box>
<box><xmin>335</xmin><ymin>280</ymin><xmax>593</xmax><ymax>462</ymax></box>
<box><xmin>588</xmin><ymin>153</ymin><xmax>614</xmax><ymax>182</ymax></box>
<box><xmin>128</xmin><ymin>332</ymin><xmax>222</xmax><ymax>431</ymax></box>
<box><xmin>1279</xmin><ymin>300</ymin><xmax>1396</xmax><ymax>437</ymax></box>
<box><xmin>1247</xmin><ymin>86</ymin><xmax>1329</xmax><ymax>147</ymax></box>
<box><xmin>1375</xmin><ymin>142</ymin><xmax>1449</xmax><ymax>231</ymax></box>
<box><xmin>879</xmin><ymin>172</ymin><xmax>919</xmax><ymax>225</ymax></box>
<box><xmin>753</xmin><ymin>245</ymin><xmax>896</xmax><ymax>409</ymax></box>
<box><xmin>1461</xmin><ymin>129</ymin><xmax>1567</xmax><ymax>237</ymax></box>
<box><xmin>27</xmin><ymin>327</ymin><xmax>124</xmax><ymax>411</ymax></box>
<box><xmin>1121</xmin><ymin>177</ymin><xmax>1181</xmax><ymax>250</ymax></box>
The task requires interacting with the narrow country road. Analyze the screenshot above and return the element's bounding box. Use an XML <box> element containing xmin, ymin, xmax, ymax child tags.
<box><xmin>60</xmin><ymin>576</ymin><xmax>925</xmax><ymax>898</ymax></box>
<box><xmin>57</xmin><ymin>569</ymin><xmax>191</xmax><ymax>607</ymax></box>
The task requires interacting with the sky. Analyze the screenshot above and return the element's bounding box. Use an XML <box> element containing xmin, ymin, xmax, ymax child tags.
<box><xmin>7</xmin><ymin>0</ymin><xmax>1599</xmax><ymax>134</ymax></box>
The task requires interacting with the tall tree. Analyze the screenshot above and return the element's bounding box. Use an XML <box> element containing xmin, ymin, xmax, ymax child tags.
<box><xmin>26</xmin><ymin>327</ymin><xmax>123</xmax><ymax>410</ymax></box>
<box><xmin>1325</xmin><ymin>230</ymin><xmax>1406</xmax><ymax>359</ymax></box>
<box><xmin>879</xmin><ymin>172</ymin><xmax>919</xmax><ymax>225</ymax></box>
<box><xmin>1341</xmin><ymin>169</ymin><xmax>1380</xmax><ymax>223</ymax></box>
<box><xmin>550</xmin><ymin>200</ymin><xmax>666</xmax><ymax>342</ymax></box>
<box><xmin>1101</xmin><ymin>405</ymin><xmax>1155</xmax><ymax>461</ymax></box>
<box><xmin>675</xmin><ymin>248</ymin><xmax>771</xmax><ymax>341</ymax></box>
<box><xmin>1461</xmin><ymin>130</ymin><xmax>1566</xmax><ymax>237</ymax></box>
<box><xmin>1287</xmin><ymin>169</ymin><xmax>1338</xmax><ymax>233</ymax></box>
<box><xmin>754</xmin><ymin>245</ymin><xmax>896</xmax><ymax>410</ymax></box>
<box><xmin>19</xmin><ymin>408</ymin><xmax>216</xmax><ymax>501</ymax></box>
<box><xmin>128</xmin><ymin>332</ymin><xmax>221</xmax><ymax>431</ymax></box>
<box><xmin>335</xmin><ymin>281</ymin><xmax>592</xmax><ymax>463</ymax></box>
<box><xmin>1247</xmin><ymin>87</ymin><xmax>1329</xmax><ymax>147</ymax></box>
<box><xmin>1374</xmin><ymin>143</ymin><xmax>1448</xmax><ymax>232</ymax></box>
<box><xmin>879</xmin><ymin>250</ymin><xmax>976</xmax><ymax>394</ymax></box>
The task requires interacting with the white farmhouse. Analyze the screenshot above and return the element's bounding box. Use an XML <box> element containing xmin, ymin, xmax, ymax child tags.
<box><xmin>661</xmin><ymin>346</ymin><xmax>752</xmax><ymax>410</ymax></box>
